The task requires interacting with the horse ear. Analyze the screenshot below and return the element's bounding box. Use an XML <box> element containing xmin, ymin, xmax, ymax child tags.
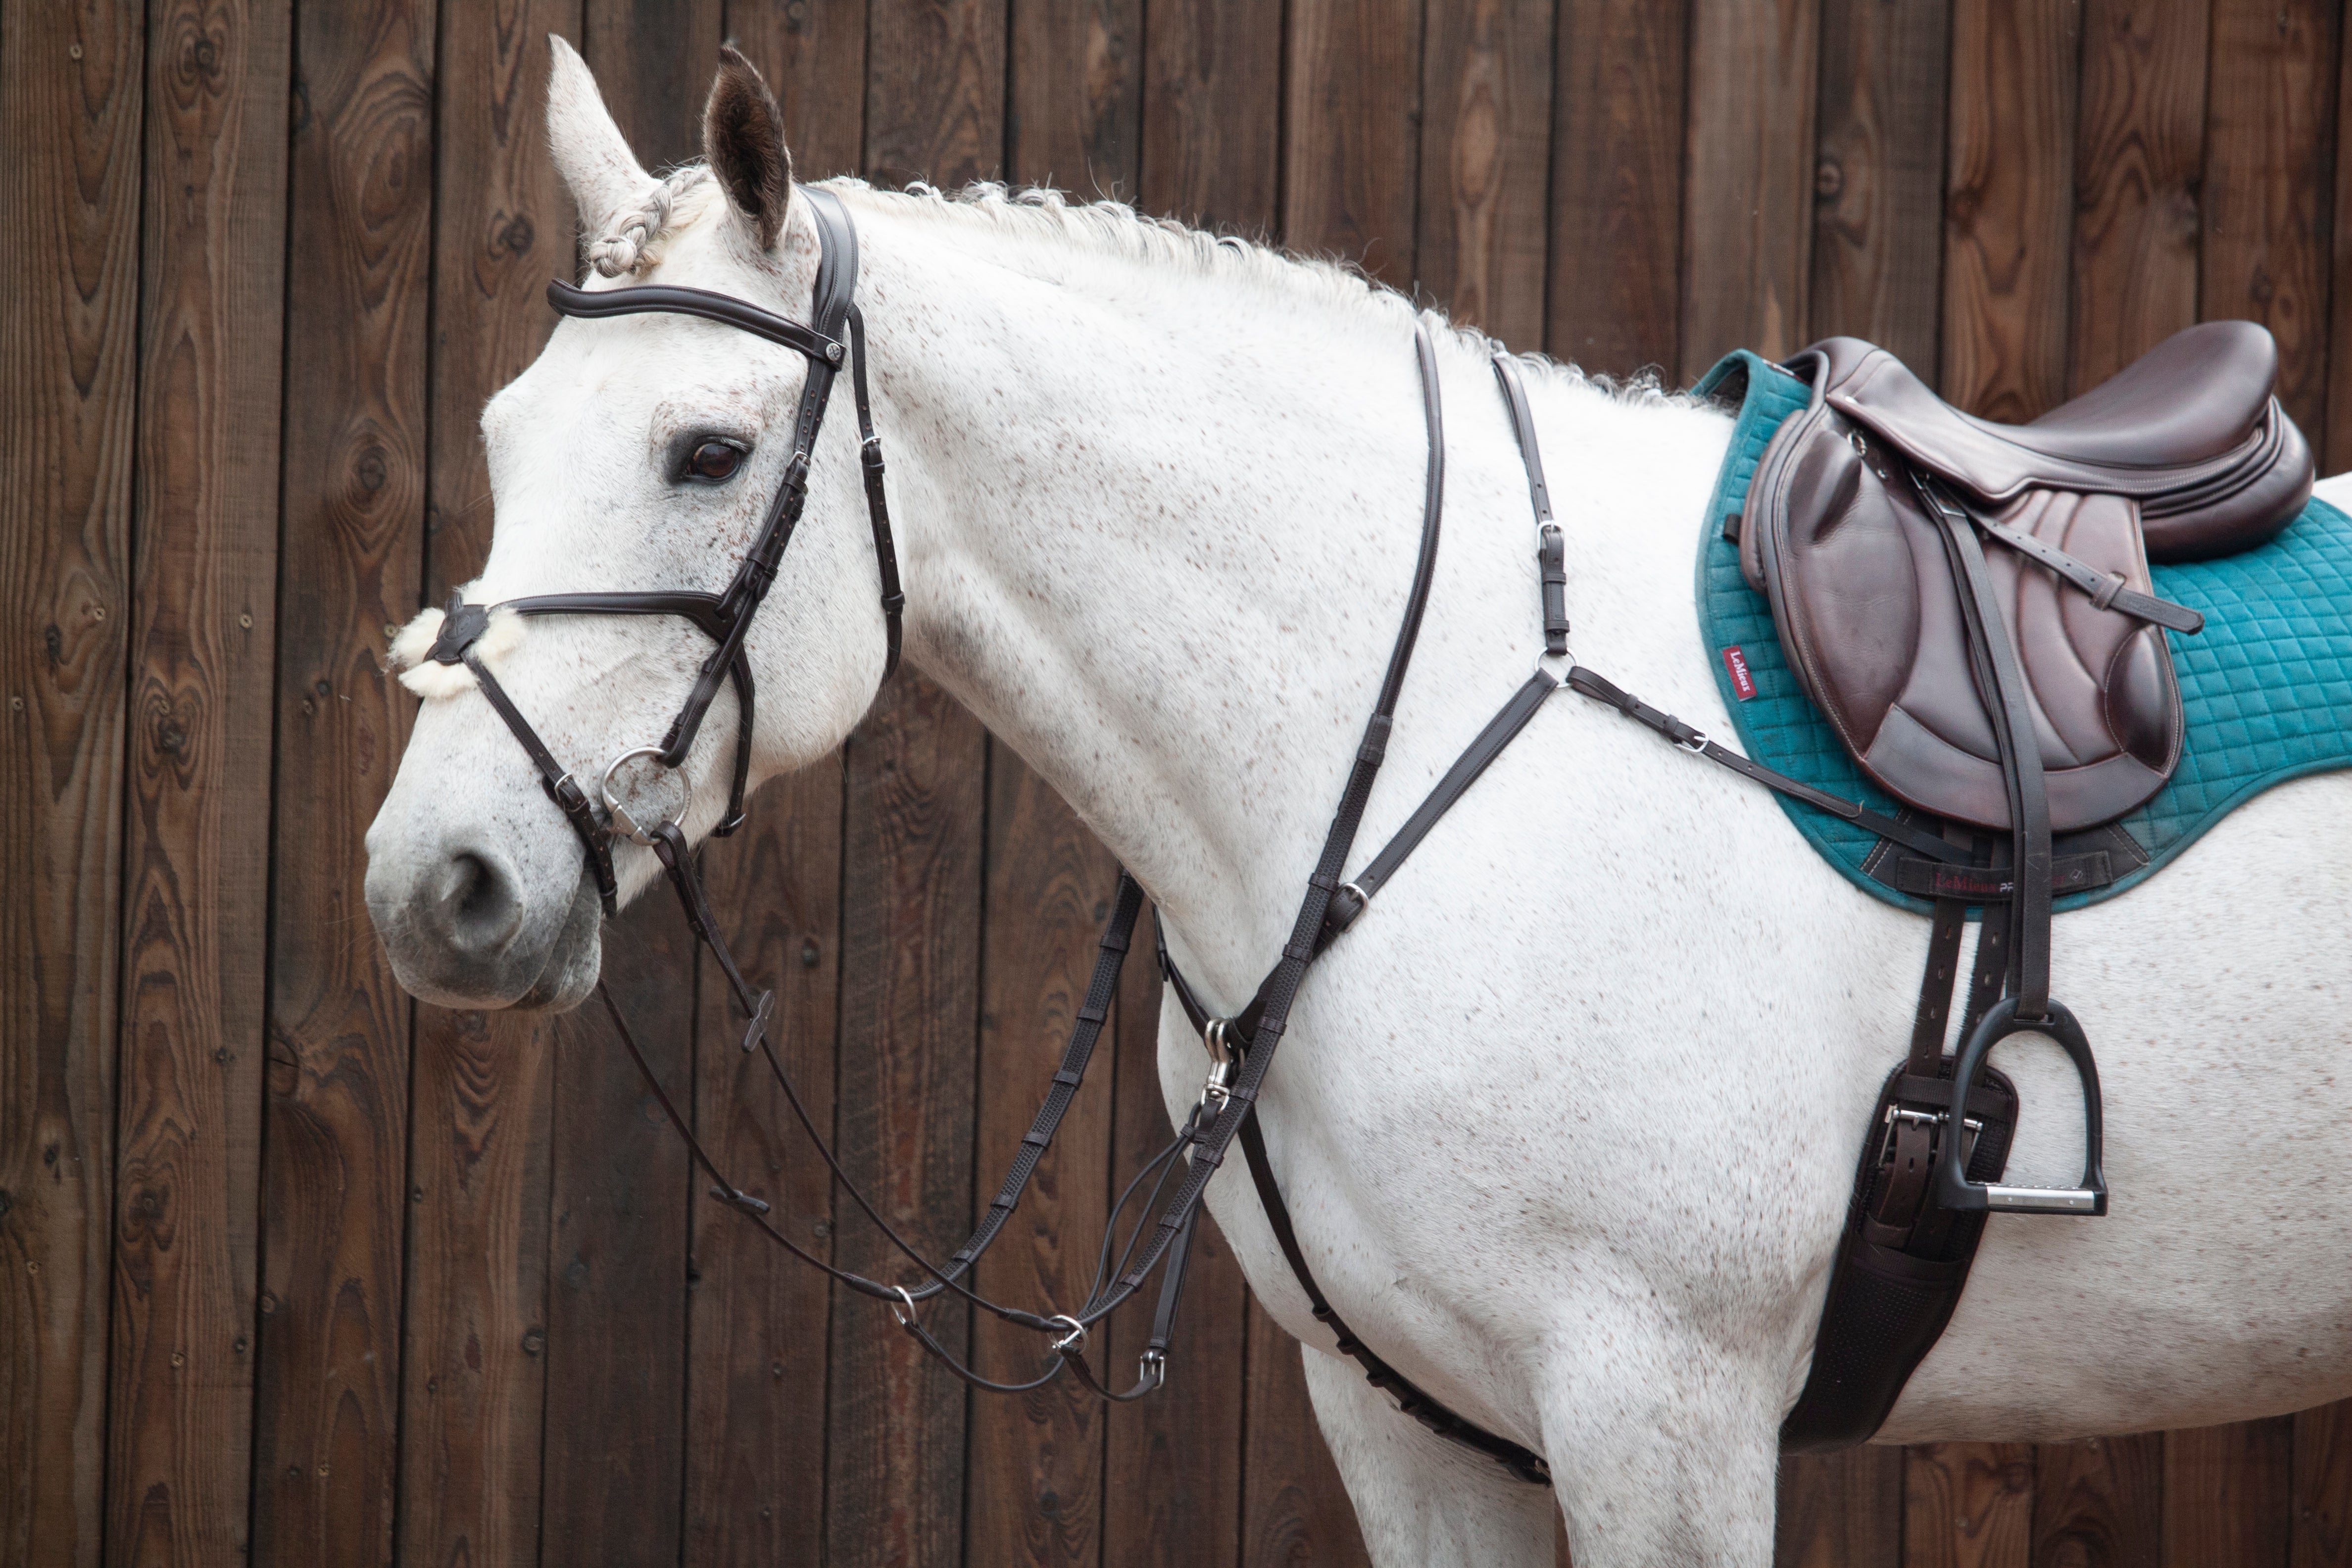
<box><xmin>703</xmin><ymin>45</ymin><xmax>793</xmax><ymax>250</ymax></box>
<box><xmin>546</xmin><ymin>35</ymin><xmax>655</xmax><ymax>240</ymax></box>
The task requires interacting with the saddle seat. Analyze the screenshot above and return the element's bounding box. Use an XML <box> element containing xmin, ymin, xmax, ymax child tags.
<box><xmin>1811</xmin><ymin>323</ymin><xmax>2312</xmax><ymax>562</ymax></box>
<box><xmin>1739</xmin><ymin>322</ymin><xmax>2315</xmax><ymax>834</ymax></box>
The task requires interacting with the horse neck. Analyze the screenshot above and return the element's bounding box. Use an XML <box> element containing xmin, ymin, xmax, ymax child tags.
<box><xmin>842</xmin><ymin>194</ymin><xmax>1720</xmax><ymax>1004</ymax></box>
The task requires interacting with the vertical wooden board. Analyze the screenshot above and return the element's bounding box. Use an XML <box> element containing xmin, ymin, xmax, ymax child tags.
<box><xmin>1776</xmin><ymin>1447</ymin><xmax>1903</xmax><ymax>1568</ymax></box>
<box><xmin>684</xmin><ymin>755</ymin><xmax>844</xmax><ymax>1568</ymax></box>
<box><xmin>2295</xmin><ymin>1401</ymin><xmax>2352</xmax><ymax>1568</ymax></box>
<box><xmin>1102</xmin><ymin>900</ymin><xmax>1248</xmax><ymax>1568</ymax></box>
<box><xmin>1283</xmin><ymin>0</ymin><xmax>1426</xmax><ymax>287</ymax></box>
<box><xmin>726</xmin><ymin>0</ymin><xmax>869</xmax><ymax>180</ymax></box>
<box><xmin>1940</xmin><ymin>0</ymin><xmax>2080</xmax><ymax>421</ymax></box>
<box><xmin>1242</xmin><ymin>1309</ymin><xmax>1371</xmax><ymax>1568</ymax></box>
<box><xmin>0</xmin><ymin>0</ymin><xmax>143</xmax><ymax>1562</ymax></box>
<box><xmin>966</xmin><ymin>755</ymin><xmax>1119</xmax><ymax>1568</ymax></box>
<box><xmin>583</xmin><ymin>0</ymin><xmax>722</xmax><ymax>170</ymax></box>
<box><xmin>2163</xmin><ymin>1418</ymin><xmax>2291</xmax><ymax>1568</ymax></box>
<box><xmin>1680</xmin><ymin>0</ymin><xmax>1821</xmax><ymax>378</ymax></box>
<box><xmin>2201</xmin><ymin>0</ymin><xmax>2339</xmax><ymax>437</ymax></box>
<box><xmin>1904</xmin><ymin>1443</ymin><xmax>2033</xmax><ymax>1568</ymax></box>
<box><xmin>1809</xmin><ymin>0</ymin><xmax>1952</xmax><ymax>372</ymax></box>
<box><xmin>2067</xmin><ymin>0</ymin><xmax>2207</xmax><ymax>393</ymax></box>
<box><xmin>864</xmin><ymin>0</ymin><xmax>1009</xmax><ymax>189</ymax></box>
<box><xmin>397</xmin><ymin>12</ymin><xmax>577</xmax><ymax>1568</ymax></box>
<box><xmin>1415</xmin><ymin>0</ymin><xmax>1553</xmax><ymax>345</ymax></box>
<box><xmin>2330</xmin><ymin>25</ymin><xmax>2352</xmax><ymax>473</ymax></box>
<box><xmin>1545</xmin><ymin>0</ymin><xmax>1687</xmax><ymax>378</ymax></box>
<box><xmin>2033</xmin><ymin>1434</ymin><xmax>2161</xmax><ymax>1568</ymax></box>
<box><xmin>1137</xmin><ymin>0</ymin><xmax>1281</xmax><ymax>233</ymax></box>
<box><xmin>538</xmin><ymin>902</ymin><xmax>694</xmax><ymax>1565</ymax></box>
<box><xmin>109</xmin><ymin>0</ymin><xmax>289</xmax><ymax>1562</ymax></box>
<box><xmin>1008</xmin><ymin>0</ymin><xmax>1143</xmax><ymax>199</ymax></box>
<box><xmin>252</xmin><ymin>0</ymin><xmax>435</xmax><ymax>1561</ymax></box>
<box><xmin>528</xmin><ymin>16</ymin><xmax>716</xmax><ymax>1568</ymax></box>
<box><xmin>826</xmin><ymin>674</ymin><xmax>987</xmax><ymax>1568</ymax></box>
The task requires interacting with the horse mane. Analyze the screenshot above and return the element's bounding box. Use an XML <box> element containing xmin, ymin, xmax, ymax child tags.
<box><xmin>590</xmin><ymin>167</ymin><xmax>1684</xmax><ymax>408</ymax></box>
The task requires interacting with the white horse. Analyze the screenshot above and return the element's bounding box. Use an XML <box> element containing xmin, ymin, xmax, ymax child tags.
<box><xmin>364</xmin><ymin>43</ymin><xmax>2352</xmax><ymax>1565</ymax></box>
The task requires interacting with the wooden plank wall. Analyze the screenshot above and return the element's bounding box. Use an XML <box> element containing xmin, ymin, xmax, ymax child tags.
<box><xmin>3</xmin><ymin>2</ymin><xmax>2350</xmax><ymax>1564</ymax></box>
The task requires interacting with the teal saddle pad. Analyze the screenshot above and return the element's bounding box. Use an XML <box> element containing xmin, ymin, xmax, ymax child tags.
<box><xmin>1690</xmin><ymin>349</ymin><xmax>2352</xmax><ymax>915</ymax></box>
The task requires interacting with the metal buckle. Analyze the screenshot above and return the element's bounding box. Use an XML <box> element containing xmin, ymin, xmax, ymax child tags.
<box><xmin>1047</xmin><ymin>1314</ymin><xmax>1087</xmax><ymax>1354</ymax></box>
<box><xmin>1199</xmin><ymin>1018</ymin><xmax>1239</xmax><ymax>1107</ymax></box>
<box><xmin>599</xmin><ymin>744</ymin><xmax>691</xmax><ymax>846</ymax></box>
<box><xmin>1139</xmin><ymin>1347</ymin><xmax>1167</xmax><ymax>1387</ymax></box>
<box><xmin>1676</xmin><ymin>727</ymin><xmax>1710</xmax><ymax>755</ymax></box>
<box><xmin>1877</xmin><ymin>1104</ymin><xmax>1984</xmax><ymax>1165</ymax></box>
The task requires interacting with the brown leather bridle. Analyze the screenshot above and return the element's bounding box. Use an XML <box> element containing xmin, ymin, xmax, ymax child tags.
<box><xmin>418</xmin><ymin>185</ymin><xmax>1595</xmax><ymax>1482</ymax></box>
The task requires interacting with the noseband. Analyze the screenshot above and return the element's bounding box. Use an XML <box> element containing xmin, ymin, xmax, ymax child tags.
<box><xmin>415</xmin><ymin>185</ymin><xmax>1604</xmax><ymax>1486</ymax></box>
<box><xmin>419</xmin><ymin>187</ymin><xmax>902</xmax><ymax>920</ymax></box>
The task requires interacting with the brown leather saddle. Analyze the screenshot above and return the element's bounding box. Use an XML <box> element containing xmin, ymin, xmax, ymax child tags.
<box><xmin>1741</xmin><ymin>323</ymin><xmax>2311</xmax><ymax>836</ymax></box>
<box><xmin>1746</xmin><ymin>323</ymin><xmax>2315</xmax><ymax>1452</ymax></box>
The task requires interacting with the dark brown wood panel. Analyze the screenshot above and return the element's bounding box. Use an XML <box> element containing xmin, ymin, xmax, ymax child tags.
<box><xmin>1137</xmin><ymin>0</ymin><xmax>1280</xmax><ymax>235</ymax></box>
<box><xmin>1681</xmin><ymin>0</ymin><xmax>1822</xmax><ymax>377</ymax></box>
<box><xmin>2067</xmin><ymin>0</ymin><xmax>2207</xmax><ymax>393</ymax></box>
<box><xmin>584</xmin><ymin>0</ymin><xmax>722</xmax><ymax>170</ymax></box>
<box><xmin>1903</xmin><ymin>1443</ymin><xmax>2033</xmax><ymax>1568</ymax></box>
<box><xmin>538</xmin><ymin>902</ymin><xmax>694</xmax><ymax>1566</ymax></box>
<box><xmin>2201</xmin><ymin>0</ymin><xmax>2340</xmax><ymax>436</ymax></box>
<box><xmin>252</xmin><ymin>0</ymin><xmax>436</xmax><ymax>1560</ymax></box>
<box><xmin>680</xmin><ymin>21</ymin><xmax>865</xmax><ymax>1568</ymax></box>
<box><xmin>685</xmin><ymin>755</ymin><xmax>844</xmax><ymax>1568</ymax></box>
<box><xmin>0</xmin><ymin>1</ymin><xmax>144</xmax><ymax>1563</ymax></box>
<box><xmin>1242</xmin><ymin>1304</ymin><xmax>1371</xmax><ymax>1568</ymax></box>
<box><xmin>2296</xmin><ymin>1400</ymin><xmax>2352</xmax><ymax>1568</ymax></box>
<box><xmin>1546</xmin><ymin>0</ymin><xmax>1687</xmax><ymax>377</ymax></box>
<box><xmin>864</xmin><ymin>0</ymin><xmax>1009</xmax><ymax>189</ymax></box>
<box><xmin>1940</xmin><ymin>0</ymin><xmax>2081</xmax><ymax>420</ymax></box>
<box><xmin>1283</xmin><ymin>0</ymin><xmax>1426</xmax><ymax>287</ymax></box>
<box><xmin>827</xmin><ymin>674</ymin><xmax>988</xmax><ymax>1568</ymax></box>
<box><xmin>1009</xmin><ymin>0</ymin><xmax>1142</xmax><ymax>200</ymax></box>
<box><xmin>727</xmin><ymin>0</ymin><xmax>870</xmax><ymax>180</ymax></box>
<box><xmin>1777</xmin><ymin>1447</ymin><xmax>1903</xmax><ymax>1568</ymax></box>
<box><xmin>2330</xmin><ymin>23</ymin><xmax>2352</xmax><ymax>474</ymax></box>
<box><xmin>109</xmin><ymin>0</ymin><xmax>290</xmax><ymax>1561</ymax></box>
<box><xmin>1809</xmin><ymin>0</ymin><xmax>1951</xmax><ymax>371</ymax></box>
<box><xmin>2033</xmin><ymin>1434</ymin><xmax>2162</xmax><ymax>1568</ymax></box>
<box><xmin>1415</xmin><ymin>0</ymin><xmax>1553</xmax><ymax>345</ymax></box>
<box><xmin>530</xmin><ymin>23</ymin><xmax>714</xmax><ymax>1568</ymax></box>
<box><xmin>397</xmin><ymin>12</ymin><xmax>577</xmax><ymax>1568</ymax></box>
<box><xmin>2162</xmin><ymin>1419</ymin><xmax>2291</xmax><ymax>1568</ymax></box>
<box><xmin>967</xmin><ymin>756</ymin><xmax>1119</xmax><ymax>1568</ymax></box>
<box><xmin>1102</xmin><ymin>899</ymin><xmax>1249</xmax><ymax>1568</ymax></box>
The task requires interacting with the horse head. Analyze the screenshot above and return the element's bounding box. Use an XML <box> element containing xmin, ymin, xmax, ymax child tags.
<box><xmin>365</xmin><ymin>41</ymin><xmax>890</xmax><ymax>1012</ymax></box>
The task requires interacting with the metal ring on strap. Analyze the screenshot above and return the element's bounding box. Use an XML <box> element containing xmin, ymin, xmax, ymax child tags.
<box><xmin>1047</xmin><ymin>1314</ymin><xmax>1087</xmax><ymax>1354</ymax></box>
<box><xmin>599</xmin><ymin>744</ymin><xmax>691</xmax><ymax>846</ymax></box>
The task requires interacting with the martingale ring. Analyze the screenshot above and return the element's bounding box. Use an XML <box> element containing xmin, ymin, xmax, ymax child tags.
<box><xmin>599</xmin><ymin>745</ymin><xmax>692</xmax><ymax>846</ymax></box>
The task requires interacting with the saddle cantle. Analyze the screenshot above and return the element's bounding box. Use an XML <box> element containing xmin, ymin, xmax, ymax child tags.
<box><xmin>1739</xmin><ymin>324</ymin><xmax>2313</xmax><ymax>834</ymax></box>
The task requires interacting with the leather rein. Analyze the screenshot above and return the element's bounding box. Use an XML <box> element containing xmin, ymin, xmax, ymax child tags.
<box><xmin>412</xmin><ymin>186</ymin><xmax>1729</xmax><ymax>1485</ymax></box>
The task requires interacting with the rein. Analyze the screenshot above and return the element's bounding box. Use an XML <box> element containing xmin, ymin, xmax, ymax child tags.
<box><xmin>419</xmin><ymin>186</ymin><xmax>1625</xmax><ymax>1482</ymax></box>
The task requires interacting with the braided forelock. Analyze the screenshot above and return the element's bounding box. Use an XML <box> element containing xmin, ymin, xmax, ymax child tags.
<box><xmin>587</xmin><ymin>165</ymin><xmax>711</xmax><ymax>278</ymax></box>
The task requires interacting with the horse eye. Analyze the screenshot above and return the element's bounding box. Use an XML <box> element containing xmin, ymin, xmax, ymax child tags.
<box><xmin>685</xmin><ymin>439</ymin><xmax>745</xmax><ymax>483</ymax></box>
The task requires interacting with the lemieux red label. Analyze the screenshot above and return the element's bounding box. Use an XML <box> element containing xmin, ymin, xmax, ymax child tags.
<box><xmin>1721</xmin><ymin>645</ymin><xmax>1758</xmax><ymax>701</ymax></box>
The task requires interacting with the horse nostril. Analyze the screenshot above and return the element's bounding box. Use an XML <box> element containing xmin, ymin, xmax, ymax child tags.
<box><xmin>436</xmin><ymin>849</ymin><xmax>525</xmax><ymax>956</ymax></box>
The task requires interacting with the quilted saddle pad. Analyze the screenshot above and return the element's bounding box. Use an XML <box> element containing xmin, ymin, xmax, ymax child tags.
<box><xmin>1692</xmin><ymin>349</ymin><xmax>2352</xmax><ymax>915</ymax></box>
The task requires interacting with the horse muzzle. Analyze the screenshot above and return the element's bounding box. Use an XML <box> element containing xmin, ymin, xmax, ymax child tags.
<box><xmin>364</xmin><ymin>825</ymin><xmax>603</xmax><ymax>1013</ymax></box>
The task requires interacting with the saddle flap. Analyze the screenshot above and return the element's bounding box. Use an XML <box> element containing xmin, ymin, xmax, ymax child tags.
<box><xmin>1748</xmin><ymin>395</ymin><xmax>2184</xmax><ymax>833</ymax></box>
